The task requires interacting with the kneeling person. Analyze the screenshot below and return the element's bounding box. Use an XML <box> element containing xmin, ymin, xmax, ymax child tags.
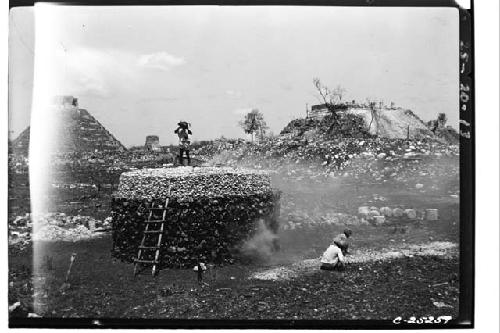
<box><xmin>320</xmin><ymin>241</ymin><xmax>346</xmax><ymax>271</ymax></box>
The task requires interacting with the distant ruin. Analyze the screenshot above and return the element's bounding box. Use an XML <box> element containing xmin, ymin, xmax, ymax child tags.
<box><xmin>307</xmin><ymin>101</ymin><xmax>401</xmax><ymax>121</ymax></box>
<box><xmin>304</xmin><ymin>101</ymin><xmax>432</xmax><ymax>139</ymax></box>
<box><xmin>144</xmin><ymin>135</ymin><xmax>161</xmax><ymax>152</ymax></box>
<box><xmin>12</xmin><ymin>95</ymin><xmax>126</xmax><ymax>155</ymax></box>
<box><xmin>52</xmin><ymin>95</ymin><xmax>79</xmax><ymax>107</ymax></box>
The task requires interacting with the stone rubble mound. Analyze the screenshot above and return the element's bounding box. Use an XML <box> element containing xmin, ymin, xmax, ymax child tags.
<box><xmin>8</xmin><ymin>213</ymin><xmax>111</xmax><ymax>249</ymax></box>
<box><xmin>115</xmin><ymin>166</ymin><xmax>272</xmax><ymax>200</ymax></box>
<box><xmin>112</xmin><ymin>166</ymin><xmax>280</xmax><ymax>268</ymax></box>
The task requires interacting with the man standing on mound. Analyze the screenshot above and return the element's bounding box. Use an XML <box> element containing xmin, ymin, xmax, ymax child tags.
<box><xmin>174</xmin><ymin>121</ymin><xmax>192</xmax><ymax>166</ymax></box>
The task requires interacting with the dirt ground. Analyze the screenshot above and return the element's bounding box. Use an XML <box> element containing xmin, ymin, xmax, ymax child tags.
<box><xmin>8</xmin><ymin>155</ymin><xmax>460</xmax><ymax>322</ymax></box>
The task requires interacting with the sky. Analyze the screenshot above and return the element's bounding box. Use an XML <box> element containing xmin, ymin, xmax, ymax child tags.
<box><xmin>9</xmin><ymin>5</ymin><xmax>459</xmax><ymax>147</ymax></box>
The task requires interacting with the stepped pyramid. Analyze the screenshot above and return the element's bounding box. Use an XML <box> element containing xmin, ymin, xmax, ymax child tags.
<box><xmin>11</xmin><ymin>127</ymin><xmax>31</xmax><ymax>155</ymax></box>
<box><xmin>12</xmin><ymin>96</ymin><xmax>126</xmax><ymax>155</ymax></box>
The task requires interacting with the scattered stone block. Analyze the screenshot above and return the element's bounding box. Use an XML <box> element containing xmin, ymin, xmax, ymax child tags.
<box><xmin>368</xmin><ymin>210</ymin><xmax>380</xmax><ymax>219</ymax></box>
<box><xmin>426</xmin><ymin>209</ymin><xmax>439</xmax><ymax>221</ymax></box>
<box><xmin>404</xmin><ymin>209</ymin><xmax>417</xmax><ymax>219</ymax></box>
<box><xmin>393</xmin><ymin>208</ymin><xmax>404</xmax><ymax>217</ymax></box>
<box><xmin>88</xmin><ymin>220</ymin><xmax>96</xmax><ymax>231</ymax></box>
<box><xmin>359</xmin><ymin>218</ymin><xmax>369</xmax><ymax>225</ymax></box>
<box><xmin>379</xmin><ymin>207</ymin><xmax>393</xmax><ymax>217</ymax></box>
<box><xmin>373</xmin><ymin>216</ymin><xmax>385</xmax><ymax>225</ymax></box>
<box><xmin>358</xmin><ymin>206</ymin><xmax>370</xmax><ymax>215</ymax></box>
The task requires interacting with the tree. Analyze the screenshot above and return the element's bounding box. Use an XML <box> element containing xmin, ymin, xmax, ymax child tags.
<box><xmin>366</xmin><ymin>98</ymin><xmax>379</xmax><ymax>134</ymax></box>
<box><xmin>427</xmin><ymin>120</ymin><xmax>439</xmax><ymax>134</ymax></box>
<box><xmin>239</xmin><ymin>109</ymin><xmax>268</xmax><ymax>142</ymax></box>
<box><xmin>313</xmin><ymin>78</ymin><xmax>346</xmax><ymax>106</ymax></box>
<box><xmin>437</xmin><ymin>113</ymin><xmax>448</xmax><ymax>127</ymax></box>
<box><xmin>332</xmin><ymin>85</ymin><xmax>346</xmax><ymax>103</ymax></box>
<box><xmin>312</xmin><ymin>78</ymin><xmax>348</xmax><ymax>132</ymax></box>
<box><xmin>427</xmin><ymin>113</ymin><xmax>448</xmax><ymax>134</ymax></box>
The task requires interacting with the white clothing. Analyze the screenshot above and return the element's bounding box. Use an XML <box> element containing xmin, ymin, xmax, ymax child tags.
<box><xmin>320</xmin><ymin>244</ymin><xmax>345</xmax><ymax>265</ymax></box>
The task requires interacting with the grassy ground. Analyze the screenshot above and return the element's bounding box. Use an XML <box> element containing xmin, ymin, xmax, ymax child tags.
<box><xmin>10</xmin><ymin>236</ymin><xmax>458</xmax><ymax>320</ymax></box>
<box><xmin>8</xmin><ymin>155</ymin><xmax>460</xmax><ymax>321</ymax></box>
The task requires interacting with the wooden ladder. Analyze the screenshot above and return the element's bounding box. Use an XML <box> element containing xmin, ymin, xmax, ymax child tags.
<box><xmin>134</xmin><ymin>186</ymin><xmax>171</xmax><ymax>277</ymax></box>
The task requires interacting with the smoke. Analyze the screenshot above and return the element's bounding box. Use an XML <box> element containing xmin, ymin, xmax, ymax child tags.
<box><xmin>210</xmin><ymin>141</ymin><xmax>459</xmax><ymax>267</ymax></box>
<box><xmin>240</xmin><ymin>219</ymin><xmax>278</xmax><ymax>261</ymax></box>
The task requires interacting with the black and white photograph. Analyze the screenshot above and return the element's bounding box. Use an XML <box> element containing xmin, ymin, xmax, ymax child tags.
<box><xmin>6</xmin><ymin>1</ymin><xmax>479</xmax><ymax>328</ymax></box>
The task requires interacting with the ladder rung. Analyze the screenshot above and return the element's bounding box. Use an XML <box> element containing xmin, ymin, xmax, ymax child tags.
<box><xmin>144</xmin><ymin>230</ymin><xmax>163</xmax><ymax>234</ymax></box>
<box><xmin>135</xmin><ymin>188</ymin><xmax>171</xmax><ymax>277</ymax></box>
<box><xmin>135</xmin><ymin>259</ymin><xmax>159</xmax><ymax>264</ymax></box>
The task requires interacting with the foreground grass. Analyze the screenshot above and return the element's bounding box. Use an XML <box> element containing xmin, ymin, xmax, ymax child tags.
<box><xmin>9</xmin><ymin>235</ymin><xmax>458</xmax><ymax>320</ymax></box>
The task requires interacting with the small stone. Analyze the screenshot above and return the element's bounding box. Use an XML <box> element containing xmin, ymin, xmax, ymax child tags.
<box><xmin>373</xmin><ymin>215</ymin><xmax>385</xmax><ymax>225</ymax></box>
<box><xmin>393</xmin><ymin>208</ymin><xmax>404</xmax><ymax>217</ymax></box>
<box><xmin>433</xmin><ymin>301</ymin><xmax>453</xmax><ymax>308</ymax></box>
<box><xmin>8</xmin><ymin>302</ymin><xmax>21</xmax><ymax>313</ymax></box>
<box><xmin>358</xmin><ymin>206</ymin><xmax>370</xmax><ymax>215</ymax></box>
<box><xmin>426</xmin><ymin>209</ymin><xmax>439</xmax><ymax>221</ymax></box>
<box><xmin>404</xmin><ymin>209</ymin><xmax>417</xmax><ymax>219</ymax></box>
<box><xmin>379</xmin><ymin>207</ymin><xmax>393</xmax><ymax>217</ymax></box>
<box><xmin>368</xmin><ymin>210</ymin><xmax>380</xmax><ymax>219</ymax></box>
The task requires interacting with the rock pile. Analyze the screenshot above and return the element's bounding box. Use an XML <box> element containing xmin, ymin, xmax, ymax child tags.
<box><xmin>115</xmin><ymin>166</ymin><xmax>272</xmax><ymax>199</ymax></box>
<box><xmin>8</xmin><ymin>213</ymin><xmax>111</xmax><ymax>249</ymax></box>
<box><xmin>357</xmin><ymin>206</ymin><xmax>439</xmax><ymax>224</ymax></box>
<box><xmin>194</xmin><ymin>135</ymin><xmax>459</xmax><ymax>186</ymax></box>
<box><xmin>8</xmin><ymin>155</ymin><xmax>29</xmax><ymax>174</ymax></box>
<box><xmin>111</xmin><ymin>166</ymin><xmax>281</xmax><ymax>268</ymax></box>
<box><xmin>282</xmin><ymin>211</ymin><xmax>366</xmax><ymax>231</ymax></box>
